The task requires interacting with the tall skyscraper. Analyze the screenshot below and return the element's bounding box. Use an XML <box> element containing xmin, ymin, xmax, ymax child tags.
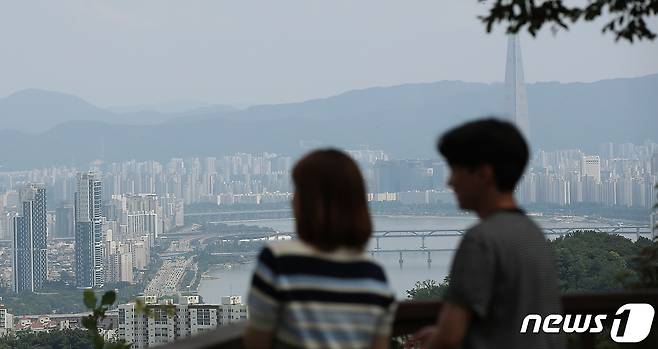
<box><xmin>75</xmin><ymin>172</ymin><xmax>104</xmax><ymax>288</ymax></box>
<box><xmin>504</xmin><ymin>34</ymin><xmax>530</xmax><ymax>140</ymax></box>
<box><xmin>13</xmin><ymin>184</ymin><xmax>47</xmax><ymax>293</ymax></box>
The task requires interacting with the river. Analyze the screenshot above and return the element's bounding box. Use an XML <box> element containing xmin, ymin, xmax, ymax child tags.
<box><xmin>198</xmin><ymin>214</ymin><xmax>638</xmax><ymax>302</ymax></box>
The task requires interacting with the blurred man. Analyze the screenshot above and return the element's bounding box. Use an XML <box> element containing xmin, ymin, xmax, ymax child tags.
<box><xmin>409</xmin><ymin>119</ymin><xmax>564</xmax><ymax>349</ymax></box>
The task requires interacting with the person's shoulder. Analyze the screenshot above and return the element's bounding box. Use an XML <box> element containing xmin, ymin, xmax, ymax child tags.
<box><xmin>482</xmin><ymin>211</ymin><xmax>538</xmax><ymax>230</ymax></box>
<box><xmin>265</xmin><ymin>240</ymin><xmax>309</xmax><ymax>257</ymax></box>
<box><xmin>462</xmin><ymin>220</ymin><xmax>487</xmax><ymax>240</ymax></box>
<box><xmin>265</xmin><ymin>241</ymin><xmax>393</xmax><ymax>291</ymax></box>
<box><xmin>266</xmin><ymin>240</ymin><xmax>380</xmax><ymax>264</ymax></box>
<box><xmin>461</xmin><ymin>211</ymin><xmax>538</xmax><ymax>241</ymax></box>
<box><xmin>476</xmin><ymin>211</ymin><xmax>546</xmax><ymax>246</ymax></box>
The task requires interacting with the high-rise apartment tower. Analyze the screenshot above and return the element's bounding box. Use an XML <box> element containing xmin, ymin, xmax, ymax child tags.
<box><xmin>75</xmin><ymin>172</ymin><xmax>104</xmax><ymax>288</ymax></box>
<box><xmin>13</xmin><ymin>184</ymin><xmax>47</xmax><ymax>293</ymax></box>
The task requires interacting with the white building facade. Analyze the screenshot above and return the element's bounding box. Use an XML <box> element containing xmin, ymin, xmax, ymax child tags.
<box><xmin>117</xmin><ymin>296</ymin><xmax>248</xmax><ymax>348</ymax></box>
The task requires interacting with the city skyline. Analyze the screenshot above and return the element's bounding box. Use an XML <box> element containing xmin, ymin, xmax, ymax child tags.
<box><xmin>0</xmin><ymin>2</ymin><xmax>654</xmax><ymax>347</ymax></box>
<box><xmin>0</xmin><ymin>139</ymin><xmax>653</xmax><ymax>215</ymax></box>
<box><xmin>0</xmin><ymin>140</ymin><xmax>654</xmax><ymax>346</ymax></box>
<box><xmin>1</xmin><ymin>138</ymin><xmax>652</xmax><ymax>299</ymax></box>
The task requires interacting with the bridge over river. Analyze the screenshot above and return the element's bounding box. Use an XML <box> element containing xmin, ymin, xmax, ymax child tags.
<box><xmin>206</xmin><ymin>225</ymin><xmax>652</xmax><ymax>267</ymax></box>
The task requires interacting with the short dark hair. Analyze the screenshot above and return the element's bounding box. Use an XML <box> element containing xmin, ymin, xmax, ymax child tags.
<box><xmin>437</xmin><ymin>118</ymin><xmax>529</xmax><ymax>192</ymax></box>
<box><xmin>292</xmin><ymin>149</ymin><xmax>372</xmax><ymax>251</ymax></box>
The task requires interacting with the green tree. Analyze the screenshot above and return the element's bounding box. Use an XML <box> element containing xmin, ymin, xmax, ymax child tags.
<box><xmin>406</xmin><ymin>277</ymin><xmax>450</xmax><ymax>300</ymax></box>
<box><xmin>479</xmin><ymin>0</ymin><xmax>658</xmax><ymax>42</ymax></box>
<box><xmin>81</xmin><ymin>290</ymin><xmax>130</xmax><ymax>349</ymax></box>
<box><xmin>550</xmin><ymin>231</ymin><xmax>650</xmax><ymax>292</ymax></box>
<box><xmin>0</xmin><ymin>329</ymin><xmax>92</xmax><ymax>349</ymax></box>
<box><xmin>0</xmin><ymin>290</ymin><xmax>89</xmax><ymax>315</ymax></box>
<box><xmin>621</xmin><ymin>184</ymin><xmax>658</xmax><ymax>289</ymax></box>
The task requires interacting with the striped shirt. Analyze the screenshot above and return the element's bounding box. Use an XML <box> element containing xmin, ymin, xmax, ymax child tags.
<box><xmin>247</xmin><ymin>240</ymin><xmax>396</xmax><ymax>349</ymax></box>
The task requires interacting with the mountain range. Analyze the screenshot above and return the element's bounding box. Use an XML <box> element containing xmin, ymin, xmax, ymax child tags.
<box><xmin>0</xmin><ymin>74</ymin><xmax>656</xmax><ymax>170</ymax></box>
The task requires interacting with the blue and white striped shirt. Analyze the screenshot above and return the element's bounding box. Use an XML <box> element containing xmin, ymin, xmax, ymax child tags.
<box><xmin>247</xmin><ymin>240</ymin><xmax>396</xmax><ymax>349</ymax></box>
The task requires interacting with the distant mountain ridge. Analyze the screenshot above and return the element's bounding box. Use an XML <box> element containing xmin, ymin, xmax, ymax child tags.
<box><xmin>0</xmin><ymin>89</ymin><xmax>235</xmax><ymax>132</ymax></box>
<box><xmin>108</xmin><ymin>102</ymin><xmax>236</xmax><ymax>115</ymax></box>
<box><xmin>0</xmin><ymin>74</ymin><xmax>656</xmax><ymax>170</ymax></box>
<box><xmin>0</xmin><ymin>89</ymin><xmax>113</xmax><ymax>132</ymax></box>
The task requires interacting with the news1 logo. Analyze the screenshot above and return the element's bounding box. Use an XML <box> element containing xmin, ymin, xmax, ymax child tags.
<box><xmin>520</xmin><ymin>303</ymin><xmax>655</xmax><ymax>343</ymax></box>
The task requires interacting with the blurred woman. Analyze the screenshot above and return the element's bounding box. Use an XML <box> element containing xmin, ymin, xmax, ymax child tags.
<box><xmin>244</xmin><ymin>149</ymin><xmax>396</xmax><ymax>349</ymax></box>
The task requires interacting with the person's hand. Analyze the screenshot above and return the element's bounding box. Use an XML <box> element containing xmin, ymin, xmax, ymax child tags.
<box><xmin>405</xmin><ymin>325</ymin><xmax>436</xmax><ymax>349</ymax></box>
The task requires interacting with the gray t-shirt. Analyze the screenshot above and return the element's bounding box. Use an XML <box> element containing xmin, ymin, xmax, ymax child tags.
<box><xmin>445</xmin><ymin>209</ymin><xmax>565</xmax><ymax>349</ymax></box>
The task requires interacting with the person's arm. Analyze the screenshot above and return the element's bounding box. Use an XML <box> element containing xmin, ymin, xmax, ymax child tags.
<box><xmin>424</xmin><ymin>302</ymin><xmax>471</xmax><ymax>349</ymax></box>
<box><xmin>373</xmin><ymin>293</ymin><xmax>397</xmax><ymax>349</ymax></box>
<box><xmin>410</xmin><ymin>232</ymin><xmax>493</xmax><ymax>349</ymax></box>
<box><xmin>244</xmin><ymin>326</ymin><xmax>275</xmax><ymax>349</ymax></box>
<box><xmin>372</xmin><ymin>334</ymin><xmax>390</xmax><ymax>349</ymax></box>
<box><xmin>243</xmin><ymin>247</ymin><xmax>282</xmax><ymax>349</ymax></box>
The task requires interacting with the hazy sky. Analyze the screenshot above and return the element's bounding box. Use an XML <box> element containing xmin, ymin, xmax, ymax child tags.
<box><xmin>1</xmin><ymin>0</ymin><xmax>657</xmax><ymax>107</ymax></box>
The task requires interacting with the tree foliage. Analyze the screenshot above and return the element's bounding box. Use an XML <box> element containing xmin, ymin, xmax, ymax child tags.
<box><xmin>479</xmin><ymin>0</ymin><xmax>658</xmax><ymax>42</ymax></box>
<box><xmin>406</xmin><ymin>277</ymin><xmax>450</xmax><ymax>300</ymax></box>
<box><xmin>0</xmin><ymin>282</ymin><xmax>147</xmax><ymax>316</ymax></box>
<box><xmin>550</xmin><ymin>231</ymin><xmax>651</xmax><ymax>292</ymax></box>
<box><xmin>622</xmin><ymin>239</ymin><xmax>658</xmax><ymax>289</ymax></box>
<box><xmin>410</xmin><ymin>231</ymin><xmax>655</xmax><ymax>298</ymax></box>
<box><xmin>625</xmin><ymin>183</ymin><xmax>658</xmax><ymax>288</ymax></box>
<box><xmin>0</xmin><ymin>290</ymin><xmax>88</xmax><ymax>315</ymax></box>
<box><xmin>0</xmin><ymin>329</ymin><xmax>92</xmax><ymax>349</ymax></box>
<box><xmin>81</xmin><ymin>290</ymin><xmax>130</xmax><ymax>349</ymax></box>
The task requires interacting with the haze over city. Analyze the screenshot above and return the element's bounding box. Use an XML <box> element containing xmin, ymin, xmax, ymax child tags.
<box><xmin>0</xmin><ymin>1</ymin><xmax>656</xmax><ymax>348</ymax></box>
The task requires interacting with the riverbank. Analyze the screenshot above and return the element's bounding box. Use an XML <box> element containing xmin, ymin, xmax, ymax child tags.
<box><xmin>198</xmin><ymin>214</ymin><xmax>649</xmax><ymax>300</ymax></box>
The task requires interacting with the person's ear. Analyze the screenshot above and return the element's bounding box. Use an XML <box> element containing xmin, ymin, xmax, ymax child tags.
<box><xmin>446</xmin><ymin>166</ymin><xmax>455</xmax><ymax>188</ymax></box>
<box><xmin>292</xmin><ymin>193</ymin><xmax>300</xmax><ymax>217</ymax></box>
<box><xmin>477</xmin><ymin>164</ymin><xmax>495</xmax><ymax>187</ymax></box>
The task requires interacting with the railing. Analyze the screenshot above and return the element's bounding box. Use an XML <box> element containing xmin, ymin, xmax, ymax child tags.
<box><xmin>157</xmin><ymin>290</ymin><xmax>658</xmax><ymax>349</ymax></box>
<box><xmin>392</xmin><ymin>290</ymin><xmax>658</xmax><ymax>348</ymax></box>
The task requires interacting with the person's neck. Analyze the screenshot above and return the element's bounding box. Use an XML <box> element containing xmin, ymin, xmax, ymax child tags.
<box><xmin>475</xmin><ymin>191</ymin><xmax>518</xmax><ymax>219</ymax></box>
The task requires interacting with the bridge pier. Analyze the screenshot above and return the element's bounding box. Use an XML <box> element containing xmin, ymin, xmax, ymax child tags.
<box><xmin>421</xmin><ymin>236</ymin><xmax>426</xmax><ymax>249</ymax></box>
<box><xmin>426</xmin><ymin>251</ymin><xmax>432</xmax><ymax>268</ymax></box>
<box><xmin>398</xmin><ymin>251</ymin><xmax>403</xmax><ymax>269</ymax></box>
<box><xmin>376</xmin><ymin>237</ymin><xmax>380</xmax><ymax>250</ymax></box>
